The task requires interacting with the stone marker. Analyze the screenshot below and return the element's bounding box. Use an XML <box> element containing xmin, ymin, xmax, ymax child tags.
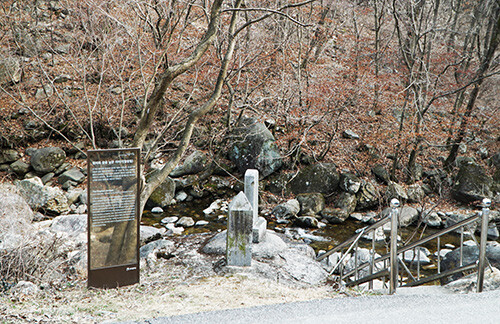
<box><xmin>244</xmin><ymin>169</ymin><xmax>267</xmax><ymax>243</ymax></box>
<box><xmin>226</xmin><ymin>192</ymin><xmax>253</xmax><ymax>266</ymax></box>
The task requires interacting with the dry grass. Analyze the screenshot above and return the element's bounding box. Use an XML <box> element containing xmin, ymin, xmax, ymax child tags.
<box><xmin>0</xmin><ymin>263</ymin><xmax>339</xmax><ymax>323</ymax></box>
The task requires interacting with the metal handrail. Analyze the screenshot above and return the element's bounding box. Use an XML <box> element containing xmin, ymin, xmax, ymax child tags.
<box><xmin>316</xmin><ymin>215</ymin><xmax>391</xmax><ymax>262</ymax></box>
<box><xmin>342</xmin><ymin>212</ymin><xmax>481</xmax><ymax>278</ymax></box>
<box><xmin>324</xmin><ymin>198</ymin><xmax>491</xmax><ymax>293</ymax></box>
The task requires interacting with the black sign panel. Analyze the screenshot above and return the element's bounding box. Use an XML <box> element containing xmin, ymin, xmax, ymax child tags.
<box><xmin>87</xmin><ymin>148</ymin><xmax>140</xmax><ymax>288</ymax></box>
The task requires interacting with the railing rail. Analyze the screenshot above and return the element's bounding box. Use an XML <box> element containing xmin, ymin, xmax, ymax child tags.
<box><xmin>321</xmin><ymin>198</ymin><xmax>492</xmax><ymax>294</ymax></box>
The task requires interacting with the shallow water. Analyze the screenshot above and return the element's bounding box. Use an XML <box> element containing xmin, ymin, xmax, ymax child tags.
<box><xmin>142</xmin><ymin>198</ymin><xmax>467</xmax><ymax>255</ymax></box>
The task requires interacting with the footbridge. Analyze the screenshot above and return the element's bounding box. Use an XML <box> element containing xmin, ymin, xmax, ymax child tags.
<box><xmin>316</xmin><ymin>198</ymin><xmax>493</xmax><ymax>294</ymax></box>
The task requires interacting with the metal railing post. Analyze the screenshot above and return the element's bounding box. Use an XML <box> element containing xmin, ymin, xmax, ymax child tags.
<box><xmin>477</xmin><ymin>198</ymin><xmax>491</xmax><ymax>293</ymax></box>
<box><xmin>389</xmin><ymin>199</ymin><xmax>400</xmax><ymax>294</ymax></box>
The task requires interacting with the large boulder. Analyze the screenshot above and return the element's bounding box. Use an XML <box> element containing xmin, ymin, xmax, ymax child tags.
<box><xmin>339</xmin><ymin>172</ymin><xmax>362</xmax><ymax>194</ymax></box>
<box><xmin>380</xmin><ymin>206</ymin><xmax>419</xmax><ymax>227</ymax></box>
<box><xmin>16</xmin><ymin>177</ymin><xmax>69</xmax><ymax>214</ymax></box>
<box><xmin>320</xmin><ymin>207</ymin><xmax>349</xmax><ymax>224</ymax></box>
<box><xmin>272</xmin><ymin>199</ymin><xmax>300</xmax><ymax>220</ymax></box>
<box><xmin>30</xmin><ymin>147</ymin><xmax>66</xmax><ymax>174</ymax></box>
<box><xmin>371</xmin><ymin>164</ymin><xmax>390</xmax><ymax>184</ymax></box>
<box><xmin>441</xmin><ymin>242</ymin><xmax>500</xmax><ymax>282</ymax></box>
<box><xmin>203</xmin><ymin>230</ymin><xmax>288</xmax><ymax>258</ymax></box>
<box><xmin>385</xmin><ymin>181</ymin><xmax>408</xmax><ymax>201</ymax></box>
<box><xmin>0</xmin><ymin>184</ymin><xmax>35</xmax><ymax>250</ymax></box>
<box><xmin>335</xmin><ymin>192</ymin><xmax>357</xmax><ymax>215</ymax></box>
<box><xmin>146</xmin><ymin>172</ymin><xmax>176</xmax><ymax>208</ymax></box>
<box><xmin>355</xmin><ymin>181</ymin><xmax>380</xmax><ymax>210</ymax></box>
<box><xmin>170</xmin><ymin>150</ymin><xmax>208</xmax><ymax>178</ymax></box>
<box><xmin>452</xmin><ymin>162</ymin><xmax>493</xmax><ymax>203</ymax></box>
<box><xmin>287</xmin><ymin>163</ymin><xmax>339</xmax><ymax>195</ymax></box>
<box><xmin>297</xmin><ymin>193</ymin><xmax>324</xmax><ymax>215</ymax></box>
<box><xmin>228</xmin><ymin>118</ymin><xmax>282</xmax><ymax>178</ymax></box>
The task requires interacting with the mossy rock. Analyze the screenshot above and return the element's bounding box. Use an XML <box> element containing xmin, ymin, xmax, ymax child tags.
<box><xmin>287</xmin><ymin>163</ymin><xmax>339</xmax><ymax>195</ymax></box>
<box><xmin>451</xmin><ymin>162</ymin><xmax>493</xmax><ymax>203</ymax></box>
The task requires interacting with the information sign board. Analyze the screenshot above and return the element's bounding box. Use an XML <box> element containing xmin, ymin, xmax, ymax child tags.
<box><xmin>87</xmin><ymin>148</ymin><xmax>140</xmax><ymax>288</ymax></box>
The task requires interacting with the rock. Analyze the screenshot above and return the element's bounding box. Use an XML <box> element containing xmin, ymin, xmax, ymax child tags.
<box><xmin>146</xmin><ymin>174</ymin><xmax>175</xmax><ymax>208</ymax></box>
<box><xmin>10</xmin><ymin>281</ymin><xmax>39</xmax><ymax>296</ymax></box>
<box><xmin>335</xmin><ymin>192</ymin><xmax>357</xmax><ymax>215</ymax></box>
<box><xmin>278</xmin><ymin>249</ymin><xmax>328</xmax><ymax>285</ymax></box>
<box><xmin>79</xmin><ymin>189</ymin><xmax>88</xmax><ymax>204</ymax></box>
<box><xmin>296</xmin><ymin>193</ymin><xmax>324</xmax><ymax>215</ymax></box>
<box><xmin>65</xmin><ymin>188</ymin><xmax>83</xmax><ymax>206</ymax></box>
<box><xmin>265</xmin><ymin>173</ymin><xmax>292</xmax><ymax>195</ymax></box>
<box><xmin>355</xmin><ymin>181</ymin><xmax>380</xmax><ymax>210</ymax></box>
<box><xmin>61</xmin><ymin>180</ymin><xmax>77</xmax><ymax>190</ymax></box>
<box><xmin>203</xmin><ymin>199</ymin><xmax>228</xmax><ymax>215</ymax></box>
<box><xmin>55</xmin><ymin>162</ymin><xmax>72</xmax><ymax>176</ymax></box>
<box><xmin>41</xmin><ymin>172</ymin><xmax>55</xmax><ymax>184</ymax></box>
<box><xmin>490</xmin><ymin>152</ymin><xmax>500</xmax><ymax>168</ymax></box>
<box><xmin>228</xmin><ymin>118</ymin><xmax>283</xmax><ymax>178</ymax></box>
<box><xmin>380</xmin><ymin>206</ymin><xmax>419</xmax><ymax>227</ymax></box>
<box><xmin>360</xmin><ymin>227</ymin><xmax>385</xmax><ymax>242</ymax></box>
<box><xmin>407</xmin><ymin>184</ymin><xmax>425</xmax><ymax>203</ymax></box>
<box><xmin>30</xmin><ymin>147</ymin><xmax>66</xmax><ymax>174</ymax></box>
<box><xmin>140</xmin><ymin>239</ymin><xmax>175</xmax><ymax>259</ymax></box>
<box><xmin>342</xmin><ymin>130</ymin><xmax>360</xmax><ymax>139</ymax></box>
<box><xmin>175</xmin><ymin>191</ymin><xmax>188</xmax><ymax>202</ymax></box>
<box><xmin>452</xmin><ymin>162</ymin><xmax>493</xmax><ymax>203</ymax></box>
<box><xmin>151</xmin><ymin>207</ymin><xmax>164</xmax><ymax>213</ymax></box>
<box><xmin>339</xmin><ymin>173</ymin><xmax>362</xmax><ymax>194</ymax></box>
<box><xmin>287</xmin><ymin>163</ymin><xmax>339</xmax><ymax>195</ymax></box>
<box><xmin>202</xmin><ymin>230</ymin><xmax>288</xmax><ymax>259</ymax></box>
<box><xmin>385</xmin><ymin>181</ymin><xmax>408</xmax><ymax>201</ymax></box>
<box><xmin>195</xmin><ymin>220</ymin><xmax>209</xmax><ymax>226</ymax></box>
<box><xmin>294</xmin><ymin>216</ymin><xmax>319</xmax><ymax>228</ymax></box>
<box><xmin>487</xmin><ymin>226</ymin><xmax>499</xmax><ymax>240</ymax></box>
<box><xmin>272</xmin><ymin>199</ymin><xmax>300</xmax><ymax>219</ymax></box>
<box><xmin>401</xmin><ymin>247</ymin><xmax>431</xmax><ymax>265</ymax></box>
<box><xmin>170</xmin><ymin>151</ymin><xmax>208</xmax><ymax>177</ymax></box>
<box><xmin>140</xmin><ymin>226</ymin><xmax>166</xmax><ymax>243</ymax></box>
<box><xmin>350</xmin><ymin>212</ymin><xmax>377</xmax><ymax>223</ymax></box>
<box><xmin>445</xmin><ymin>267</ymin><xmax>500</xmax><ymax>293</ymax></box>
<box><xmin>344</xmin><ymin>248</ymin><xmax>384</xmax><ymax>278</ymax></box>
<box><xmin>16</xmin><ymin>177</ymin><xmax>70</xmax><ymax>214</ymax></box>
<box><xmin>177</xmin><ymin>216</ymin><xmax>195</xmax><ymax>227</ymax></box>
<box><xmin>9</xmin><ymin>160</ymin><xmax>30</xmax><ymax>175</ymax></box>
<box><xmin>50</xmin><ymin>214</ymin><xmax>87</xmax><ymax>237</ymax></box>
<box><xmin>0</xmin><ymin>184</ymin><xmax>35</xmax><ymax>250</ymax></box>
<box><xmin>320</xmin><ymin>207</ymin><xmax>349</xmax><ymax>224</ymax></box>
<box><xmin>285</xmin><ymin>228</ymin><xmax>328</xmax><ymax>242</ymax></box>
<box><xmin>58</xmin><ymin>167</ymin><xmax>85</xmax><ymax>184</ymax></box>
<box><xmin>421</xmin><ymin>211</ymin><xmax>442</xmax><ymax>227</ymax></box>
<box><xmin>372</xmin><ymin>164</ymin><xmax>390</xmax><ymax>184</ymax></box>
<box><xmin>441</xmin><ymin>242</ymin><xmax>500</xmax><ymax>282</ymax></box>
<box><xmin>0</xmin><ymin>149</ymin><xmax>20</xmax><ymax>164</ymax></box>
<box><xmin>444</xmin><ymin>213</ymin><xmax>477</xmax><ymax>234</ymax></box>
<box><xmin>35</xmin><ymin>84</ymin><xmax>54</xmax><ymax>99</ymax></box>
<box><xmin>0</xmin><ymin>56</ymin><xmax>22</xmax><ymax>85</ymax></box>
<box><xmin>161</xmin><ymin>216</ymin><xmax>178</xmax><ymax>224</ymax></box>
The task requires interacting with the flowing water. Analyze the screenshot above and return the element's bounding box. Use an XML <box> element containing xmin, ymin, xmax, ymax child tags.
<box><xmin>142</xmin><ymin>197</ymin><xmax>466</xmax><ymax>254</ymax></box>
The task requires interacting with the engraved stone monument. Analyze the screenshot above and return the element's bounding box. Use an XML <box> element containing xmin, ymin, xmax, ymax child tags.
<box><xmin>226</xmin><ymin>192</ymin><xmax>253</xmax><ymax>266</ymax></box>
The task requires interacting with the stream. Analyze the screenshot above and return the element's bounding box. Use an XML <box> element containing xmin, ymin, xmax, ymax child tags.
<box><xmin>142</xmin><ymin>197</ymin><xmax>468</xmax><ymax>256</ymax></box>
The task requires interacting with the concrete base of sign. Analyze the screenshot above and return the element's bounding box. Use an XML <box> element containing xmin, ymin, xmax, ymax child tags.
<box><xmin>253</xmin><ymin>216</ymin><xmax>267</xmax><ymax>243</ymax></box>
